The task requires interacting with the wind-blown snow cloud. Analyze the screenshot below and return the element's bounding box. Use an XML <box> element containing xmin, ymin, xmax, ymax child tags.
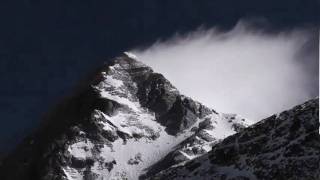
<box><xmin>132</xmin><ymin>21</ymin><xmax>319</xmax><ymax>121</ymax></box>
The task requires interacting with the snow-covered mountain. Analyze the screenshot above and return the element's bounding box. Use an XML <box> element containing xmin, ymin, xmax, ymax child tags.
<box><xmin>0</xmin><ymin>53</ymin><xmax>250</xmax><ymax>180</ymax></box>
<box><xmin>0</xmin><ymin>53</ymin><xmax>318</xmax><ymax>180</ymax></box>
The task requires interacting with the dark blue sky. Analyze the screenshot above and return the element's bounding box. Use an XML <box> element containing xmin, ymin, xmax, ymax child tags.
<box><xmin>0</xmin><ymin>0</ymin><xmax>318</xmax><ymax>151</ymax></box>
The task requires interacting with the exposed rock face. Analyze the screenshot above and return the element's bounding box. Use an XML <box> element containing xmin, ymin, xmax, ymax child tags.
<box><xmin>149</xmin><ymin>99</ymin><xmax>320</xmax><ymax>180</ymax></box>
<box><xmin>0</xmin><ymin>53</ymin><xmax>250</xmax><ymax>180</ymax></box>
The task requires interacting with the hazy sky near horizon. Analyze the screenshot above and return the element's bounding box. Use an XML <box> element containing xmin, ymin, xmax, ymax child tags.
<box><xmin>133</xmin><ymin>21</ymin><xmax>319</xmax><ymax>121</ymax></box>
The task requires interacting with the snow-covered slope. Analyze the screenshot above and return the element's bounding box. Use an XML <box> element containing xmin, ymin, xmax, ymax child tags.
<box><xmin>0</xmin><ymin>53</ymin><xmax>251</xmax><ymax>180</ymax></box>
<box><xmin>149</xmin><ymin>98</ymin><xmax>320</xmax><ymax>180</ymax></box>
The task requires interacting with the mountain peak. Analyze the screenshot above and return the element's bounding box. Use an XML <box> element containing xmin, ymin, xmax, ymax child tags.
<box><xmin>123</xmin><ymin>51</ymin><xmax>138</xmax><ymax>60</ymax></box>
<box><xmin>104</xmin><ymin>52</ymin><xmax>150</xmax><ymax>72</ymax></box>
<box><xmin>0</xmin><ymin>53</ymin><xmax>250</xmax><ymax>180</ymax></box>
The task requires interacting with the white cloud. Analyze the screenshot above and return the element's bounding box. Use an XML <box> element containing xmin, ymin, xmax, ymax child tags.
<box><xmin>132</xmin><ymin>21</ymin><xmax>318</xmax><ymax>121</ymax></box>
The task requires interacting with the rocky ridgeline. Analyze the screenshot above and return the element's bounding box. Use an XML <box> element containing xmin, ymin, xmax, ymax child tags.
<box><xmin>149</xmin><ymin>98</ymin><xmax>320</xmax><ymax>180</ymax></box>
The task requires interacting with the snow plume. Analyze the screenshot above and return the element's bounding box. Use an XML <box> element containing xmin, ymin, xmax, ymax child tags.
<box><xmin>132</xmin><ymin>21</ymin><xmax>319</xmax><ymax>121</ymax></box>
